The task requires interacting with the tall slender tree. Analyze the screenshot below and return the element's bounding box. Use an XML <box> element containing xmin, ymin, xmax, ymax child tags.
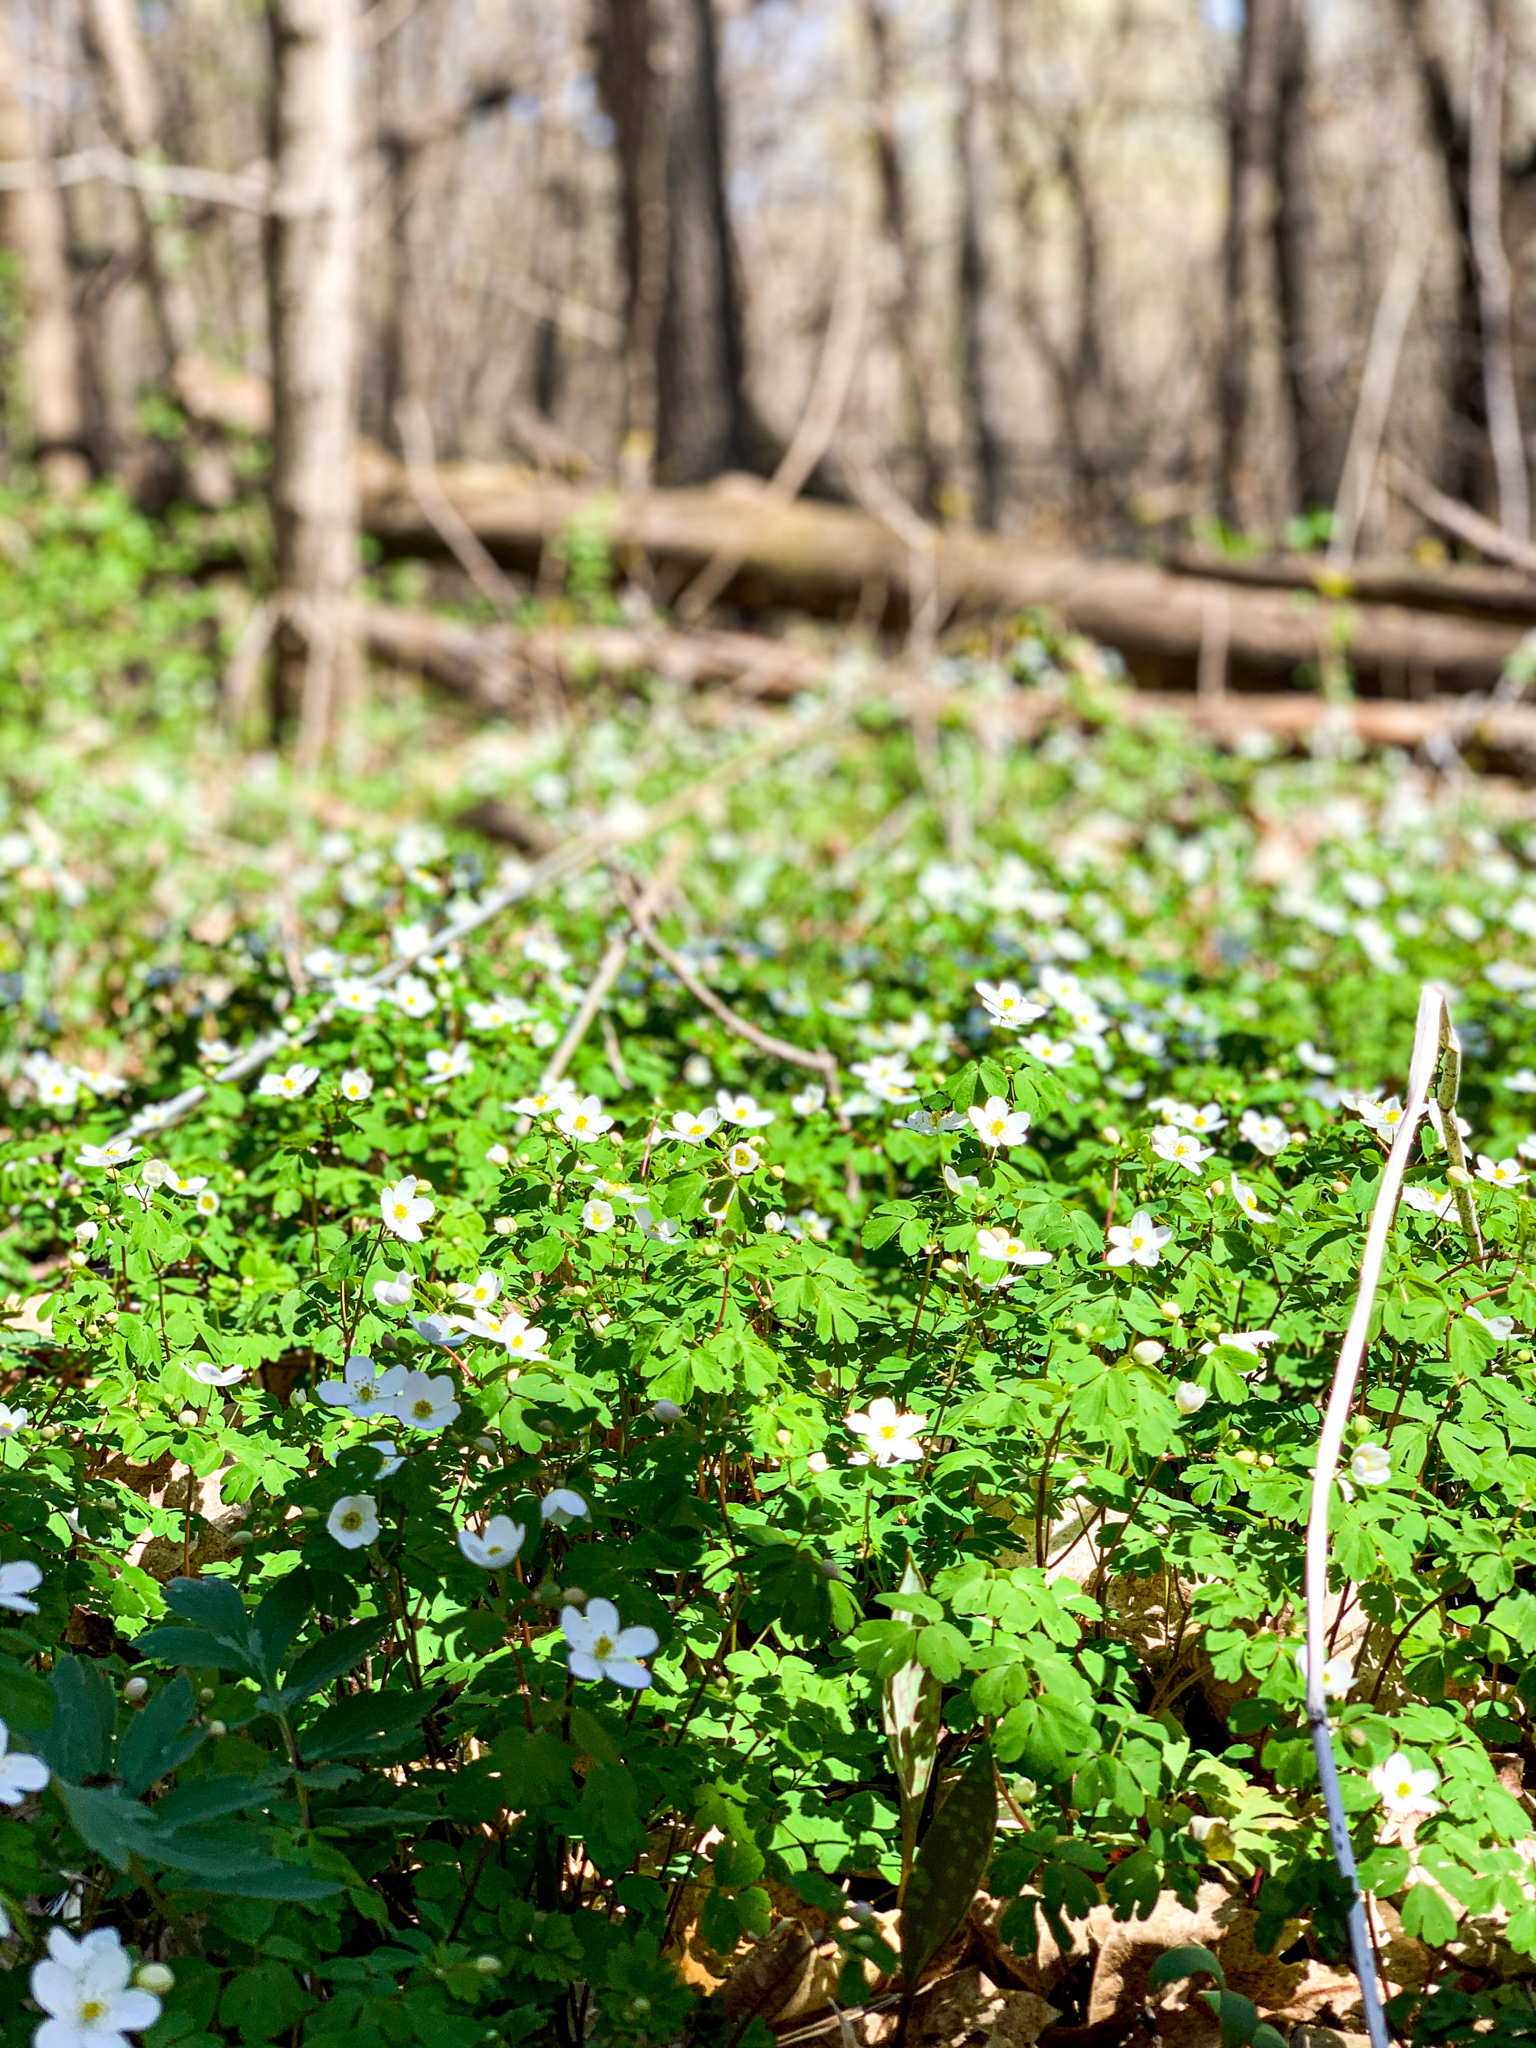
<box><xmin>0</xmin><ymin>7</ymin><xmax>88</xmax><ymax>493</ymax></box>
<box><xmin>265</xmin><ymin>0</ymin><xmax>360</xmax><ymax>763</ymax></box>
<box><xmin>594</xmin><ymin>0</ymin><xmax>745</xmax><ymax>485</ymax></box>
<box><xmin>957</xmin><ymin>0</ymin><xmax>1005</xmax><ymax>528</ymax></box>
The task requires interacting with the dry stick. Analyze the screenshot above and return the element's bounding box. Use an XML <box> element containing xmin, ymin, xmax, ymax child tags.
<box><xmin>606</xmin><ymin>868</ymin><xmax>842</xmax><ymax>1102</ymax></box>
<box><xmin>1434</xmin><ymin>1028</ymin><xmax>1486</xmax><ymax>1268</ymax></box>
<box><xmin>511</xmin><ymin>841</ymin><xmax>690</xmax><ymax>1136</ymax></box>
<box><xmin>110</xmin><ymin>696</ymin><xmax>873</xmax><ymax>1144</ymax></box>
<box><xmin>0</xmin><ymin>145</ymin><xmax>271</xmax><ymax>211</ymax></box>
<box><xmin>1382</xmin><ymin>454</ymin><xmax>1536</xmax><ymax>578</ymax></box>
<box><xmin>1304</xmin><ymin>982</ymin><xmax>1449</xmax><ymax>2048</ymax></box>
<box><xmin>1327</xmin><ymin>227</ymin><xmax>1427</xmax><ymax>571</ymax></box>
<box><xmin>676</xmin><ymin>250</ymin><xmax>869</xmax><ymax>622</ymax></box>
<box><xmin>396</xmin><ymin>396</ymin><xmax>524</xmax><ymax>611</ymax></box>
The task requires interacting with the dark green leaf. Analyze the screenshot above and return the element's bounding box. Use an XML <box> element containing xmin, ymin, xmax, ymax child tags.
<box><xmin>900</xmin><ymin>1741</ymin><xmax>997</xmax><ymax>1986</ymax></box>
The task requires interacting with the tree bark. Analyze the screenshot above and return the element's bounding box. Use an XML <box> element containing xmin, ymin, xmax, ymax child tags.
<box><xmin>1272</xmin><ymin>0</ymin><xmax>1341</xmax><ymax>512</ymax></box>
<box><xmin>265</xmin><ymin>0</ymin><xmax>361</xmax><ymax>763</ymax></box>
<box><xmin>355</xmin><ymin>454</ymin><xmax>1528</xmax><ymax>691</ymax></box>
<box><xmin>957</xmin><ymin>0</ymin><xmax>1004</xmax><ymax>528</ymax></box>
<box><xmin>860</xmin><ymin>0</ymin><xmax>950</xmax><ymax>514</ymax></box>
<box><xmin>1468</xmin><ymin>0</ymin><xmax>1528</xmax><ymax>542</ymax></box>
<box><xmin>83</xmin><ymin>0</ymin><xmax>200</xmax><ymax>370</ymax></box>
<box><xmin>594</xmin><ymin>0</ymin><xmax>745</xmax><ymax>485</ymax></box>
<box><xmin>0</xmin><ymin>7</ymin><xmax>88</xmax><ymax>492</ymax></box>
<box><xmin>1218</xmin><ymin>0</ymin><xmax>1287</xmax><ymax>531</ymax></box>
<box><xmin>1393</xmin><ymin>0</ymin><xmax>1486</xmax><ymax>507</ymax></box>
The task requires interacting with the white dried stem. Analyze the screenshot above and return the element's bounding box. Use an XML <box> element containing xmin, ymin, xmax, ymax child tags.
<box><xmin>1304</xmin><ymin>981</ymin><xmax>1450</xmax><ymax>2048</ymax></box>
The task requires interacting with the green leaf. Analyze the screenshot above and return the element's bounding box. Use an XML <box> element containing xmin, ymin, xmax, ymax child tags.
<box><xmin>900</xmin><ymin>1741</ymin><xmax>997</xmax><ymax>1986</ymax></box>
<box><xmin>1150</xmin><ymin>1946</ymin><xmax>1227</xmax><ymax>1993</ymax></box>
<box><xmin>118</xmin><ymin>1674</ymin><xmax>204</xmax><ymax>1796</ymax></box>
<box><xmin>134</xmin><ymin>1625</ymin><xmax>257</xmax><ymax>1676</ymax></box>
<box><xmin>164</xmin><ymin>1575</ymin><xmax>252</xmax><ymax>1648</ymax></box>
<box><xmin>249</xmin><ymin>1569</ymin><xmax>316</xmax><ymax>1684</ymax></box>
<box><xmin>1399</xmin><ymin>1880</ymin><xmax>1458</xmax><ymax>1948</ymax></box>
<box><xmin>274</xmin><ymin>1620</ymin><xmax>385</xmax><ymax>1708</ymax></box>
<box><xmin>155</xmin><ymin>1828</ymin><xmax>344</xmax><ymax>1900</ymax></box>
<box><xmin>299</xmin><ymin>1690</ymin><xmax>428</xmax><ymax>1763</ymax></box>
<box><xmin>41</xmin><ymin>1654</ymin><xmax>117</xmax><ymax>1781</ymax></box>
<box><xmin>218</xmin><ymin>1962</ymin><xmax>312</xmax><ymax>2043</ymax></box>
<box><xmin>1198</xmin><ymin>1988</ymin><xmax>1262</xmax><ymax>2048</ymax></box>
<box><xmin>55</xmin><ymin>1781</ymin><xmax>159</xmax><ymax>1870</ymax></box>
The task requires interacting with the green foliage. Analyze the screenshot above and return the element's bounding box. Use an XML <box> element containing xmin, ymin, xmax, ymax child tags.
<box><xmin>6</xmin><ymin>562</ymin><xmax>1536</xmax><ymax>2043</ymax></box>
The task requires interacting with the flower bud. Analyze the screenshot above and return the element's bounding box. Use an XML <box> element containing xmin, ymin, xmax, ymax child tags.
<box><xmin>1132</xmin><ymin>1340</ymin><xmax>1166</xmax><ymax>1366</ymax></box>
<box><xmin>1100</xmin><ymin>1127</ymin><xmax>1120</xmax><ymax>1146</ymax></box>
<box><xmin>227</xmin><ymin>1530</ymin><xmax>255</xmax><ymax>1548</ymax></box>
<box><xmin>492</xmin><ymin>1217</ymin><xmax>515</xmax><ymax>1235</ymax></box>
<box><xmin>1174</xmin><ymin>1382</ymin><xmax>1207</xmax><ymax>1417</ymax></box>
<box><xmin>473</xmin><ymin>1956</ymin><xmax>502</xmax><ymax>1977</ymax></box>
<box><xmin>198</xmin><ymin>1687</ymin><xmax>217</xmax><ymax>1703</ymax></box>
<box><xmin>124</xmin><ymin>1676</ymin><xmax>149</xmax><ymax>1703</ymax></box>
<box><xmin>205</xmin><ymin>1719</ymin><xmax>227</xmax><ymax>1738</ymax></box>
<box><xmin>1446</xmin><ymin>1165</ymin><xmax>1471</xmax><ymax>1187</ymax></box>
<box><xmin>177</xmin><ymin>1409</ymin><xmax>199</xmax><ymax>1425</ymax></box>
<box><xmin>561</xmin><ymin>1586</ymin><xmax>587</xmax><ymax>1606</ymax></box>
<box><xmin>651</xmin><ymin>1399</ymin><xmax>684</xmax><ymax>1424</ymax></box>
<box><xmin>135</xmin><ymin>1965</ymin><xmax>176</xmax><ymax>1995</ymax></box>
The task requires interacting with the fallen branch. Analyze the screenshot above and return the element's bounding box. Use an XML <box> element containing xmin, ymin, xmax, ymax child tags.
<box><xmin>113</xmin><ymin>683</ymin><xmax>889</xmax><ymax>1140</ymax></box>
<box><xmin>606</xmin><ymin>867</ymin><xmax>842</xmax><ymax>1101</ymax></box>
<box><xmin>357</xmin><ymin>452</ymin><xmax>1529</xmax><ymax>689</ymax></box>
<box><xmin>1383</xmin><ymin>454</ymin><xmax>1536</xmax><ymax>578</ymax></box>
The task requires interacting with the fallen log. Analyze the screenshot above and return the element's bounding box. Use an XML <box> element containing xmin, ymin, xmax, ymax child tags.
<box><xmin>1164</xmin><ymin>542</ymin><xmax>1536</xmax><ymax>624</ymax></box>
<box><xmin>359</xmin><ymin>603</ymin><xmax>826</xmax><ymax>709</ymax></box>
<box><xmin>356</xmin><ymin>449</ymin><xmax>1528</xmax><ymax>692</ymax></box>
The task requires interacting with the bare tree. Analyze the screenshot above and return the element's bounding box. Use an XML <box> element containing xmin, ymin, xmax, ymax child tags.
<box><xmin>1272</xmin><ymin>0</ymin><xmax>1343</xmax><ymax>514</ymax></box>
<box><xmin>265</xmin><ymin>0</ymin><xmax>360</xmax><ymax>763</ymax></box>
<box><xmin>860</xmin><ymin>0</ymin><xmax>952</xmax><ymax>515</ymax></box>
<box><xmin>594</xmin><ymin>0</ymin><xmax>744</xmax><ymax>486</ymax></box>
<box><xmin>1468</xmin><ymin>0</ymin><xmax>1528</xmax><ymax>541</ymax></box>
<box><xmin>1218</xmin><ymin>0</ymin><xmax>1287</xmax><ymax>531</ymax></box>
<box><xmin>0</xmin><ymin>6</ymin><xmax>88</xmax><ymax>493</ymax></box>
<box><xmin>957</xmin><ymin>0</ymin><xmax>1005</xmax><ymax>528</ymax></box>
<box><xmin>82</xmin><ymin>0</ymin><xmax>200</xmax><ymax>374</ymax></box>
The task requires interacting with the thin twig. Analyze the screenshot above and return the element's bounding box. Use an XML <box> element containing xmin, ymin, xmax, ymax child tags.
<box><xmin>397</xmin><ymin>396</ymin><xmax>524</xmax><ymax>612</ymax></box>
<box><xmin>107</xmin><ymin>696</ymin><xmax>877</xmax><ymax>1143</ymax></box>
<box><xmin>607</xmin><ymin>868</ymin><xmax>841</xmax><ymax>1099</ymax></box>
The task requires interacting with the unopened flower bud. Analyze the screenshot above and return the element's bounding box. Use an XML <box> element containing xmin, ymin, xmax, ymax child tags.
<box><xmin>651</xmin><ymin>1399</ymin><xmax>684</xmax><ymax>1423</ymax></box>
<box><xmin>177</xmin><ymin>1409</ymin><xmax>199</xmax><ymax>1425</ymax></box>
<box><xmin>198</xmin><ymin>1687</ymin><xmax>217</xmax><ymax>1703</ymax></box>
<box><xmin>1446</xmin><ymin>1165</ymin><xmax>1472</xmax><ymax>1187</ymax></box>
<box><xmin>473</xmin><ymin>1955</ymin><xmax>502</xmax><ymax>1976</ymax></box>
<box><xmin>1132</xmin><ymin>1340</ymin><xmax>1166</xmax><ymax>1366</ymax></box>
<box><xmin>205</xmin><ymin>1719</ymin><xmax>227</xmax><ymax>1738</ymax></box>
<box><xmin>135</xmin><ymin>1965</ymin><xmax>176</xmax><ymax>1995</ymax></box>
<box><xmin>124</xmin><ymin>1676</ymin><xmax>148</xmax><ymax>1703</ymax></box>
<box><xmin>561</xmin><ymin>1586</ymin><xmax>587</xmax><ymax>1606</ymax></box>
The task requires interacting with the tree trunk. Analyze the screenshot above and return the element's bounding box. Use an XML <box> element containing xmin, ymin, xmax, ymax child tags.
<box><xmin>957</xmin><ymin>0</ymin><xmax>1004</xmax><ymax>528</ymax></box>
<box><xmin>83</xmin><ymin>0</ymin><xmax>200</xmax><ymax>370</ymax></box>
<box><xmin>594</xmin><ymin>0</ymin><xmax>744</xmax><ymax>486</ymax></box>
<box><xmin>0</xmin><ymin>8</ymin><xmax>88</xmax><ymax>492</ymax></box>
<box><xmin>860</xmin><ymin>0</ymin><xmax>950</xmax><ymax>514</ymax></box>
<box><xmin>265</xmin><ymin>0</ymin><xmax>361</xmax><ymax>763</ymax></box>
<box><xmin>1218</xmin><ymin>0</ymin><xmax>1287</xmax><ymax>532</ymax></box>
<box><xmin>1272</xmin><ymin>0</ymin><xmax>1342</xmax><ymax>512</ymax></box>
<box><xmin>1468</xmin><ymin>0</ymin><xmax>1528</xmax><ymax>541</ymax></box>
<box><xmin>1393</xmin><ymin>0</ymin><xmax>1485</xmax><ymax>507</ymax></box>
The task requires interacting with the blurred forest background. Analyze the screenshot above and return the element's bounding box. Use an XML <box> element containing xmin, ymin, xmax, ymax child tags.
<box><xmin>2</xmin><ymin>0</ymin><xmax>1536</xmax><ymax>750</ymax></box>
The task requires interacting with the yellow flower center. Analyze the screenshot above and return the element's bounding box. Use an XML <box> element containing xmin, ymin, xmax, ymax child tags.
<box><xmin>1395</xmin><ymin>1779</ymin><xmax>1412</xmax><ymax>1799</ymax></box>
<box><xmin>79</xmin><ymin>2001</ymin><xmax>105</xmax><ymax>2022</ymax></box>
<box><xmin>341</xmin><ymin>1512</ymin><xmax>362</xmax><ymax>1532</ymax></box>
<box><xmin>593</xmin><ymin>1635</ymin><xmax>614</xmax><ymax>1660</ymax></box>
<box><xmin>879</xmin><ymin>1424</ymin><xmax>897</xmax><ymax>1439</ymax></box>
<box><xmin>393</xmin><ymin>1203</ymin><xmax>408</xmax><ymax>1218</ymax></box>
<box><xmin>412</xmin><ymin>1400</ymin><xmax>433</xmax><ymax>1419</ymax></box>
